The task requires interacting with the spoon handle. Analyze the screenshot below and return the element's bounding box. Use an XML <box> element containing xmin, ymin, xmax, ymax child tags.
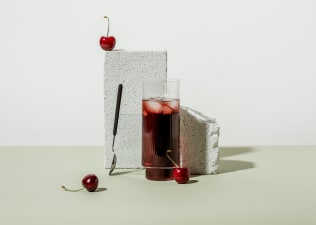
<box><xmin>113</xmin><ymin>84</ymin><xmax>123</xmax><ymax>136</ymax></box>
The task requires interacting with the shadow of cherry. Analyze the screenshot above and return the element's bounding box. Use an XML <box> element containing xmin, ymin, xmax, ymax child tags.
<box><xmin>94</xmin><ymin>187</ymin><xmax>107</xmax><ymax>192</ymax></box>
<box><xmin>187</xmin><ymin>179</ymin><xmax>198</xmax><ymax>184</ymax></box>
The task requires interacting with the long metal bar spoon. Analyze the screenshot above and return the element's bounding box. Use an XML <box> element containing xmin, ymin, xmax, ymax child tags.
<box><xmin>109</xmin><ymin>84</ymin><xmax>123</xmax><ymax>175</ymax></box>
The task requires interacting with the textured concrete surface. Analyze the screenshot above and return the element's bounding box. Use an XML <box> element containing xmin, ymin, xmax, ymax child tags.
<box><xmin>104</xmin><ymin>51</ymin><xmax>167</xmax><ymax>168</ymax></box>
<box><xmin>180</xmin><ymin>106</ymin><xmax>220</xmax><ymax>174</ymax></box>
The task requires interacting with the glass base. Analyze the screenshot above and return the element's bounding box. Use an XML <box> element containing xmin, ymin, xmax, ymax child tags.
<box><xmin>145</xmin><ymin>168</ymin><xmax>174</xmax><ymax>181</ymax></box>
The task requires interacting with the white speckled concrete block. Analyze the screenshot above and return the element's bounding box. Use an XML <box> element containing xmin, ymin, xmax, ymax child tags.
<box><xmin>180</xmin><ymin>106</ymin><xmax>220</xmax><ymax>175</ymax></box>
<box><xmin>104</xmin><ymin>51</ymin><xmax>167</xmax><ymax>168</ymax></box>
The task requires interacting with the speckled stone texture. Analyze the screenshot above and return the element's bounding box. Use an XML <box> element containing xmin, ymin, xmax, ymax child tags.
<box><xmin>180</xmin><ymin>106</ymin><xmax>220</xmax><ymax>174</ymax></box>
<box><xmin>104</xmin><ymin>51</ymin><xmax>167</xmax><ymax>168</ymax></box>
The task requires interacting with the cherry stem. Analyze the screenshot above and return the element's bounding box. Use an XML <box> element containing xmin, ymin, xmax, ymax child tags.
<box><xmin>61</xmin><ymin>185</ymin><xmax>84</xmax><ymax>192</ymax></box>
<box><xmin>104</xmin><ymin>16</ymin><xmax>110</xmax><ymax>37</ymax></box>
<box><xmin>166</xmin><ymin>150</ymin><xmax>179</xmax><ymax>167</ymax></box>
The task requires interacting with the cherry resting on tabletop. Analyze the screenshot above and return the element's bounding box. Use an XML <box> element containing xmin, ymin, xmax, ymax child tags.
<box><xmin>173</xmin><ymin>167</ymin><xmax>190</xmax><ymax>184</ymax></box>
<box><xmin>99</xmin><ymin>16</ymin><xmax>116</xmax><ymax>51</ymax></box>
<box><xmin>166</xmin><ymin>150</ymin><xmax>190</xmax><ymax>184</ymax></box>
<box><xmin>61</xmin><ymin>174</ymin><xmax>99</xmax><ymax>192</ymax></box>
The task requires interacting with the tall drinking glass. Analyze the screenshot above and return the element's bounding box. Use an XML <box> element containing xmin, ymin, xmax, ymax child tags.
<box><xmin>142</xmin><ymin>79</ymin><xmax>180</xmax><ymax>180</ymax></box>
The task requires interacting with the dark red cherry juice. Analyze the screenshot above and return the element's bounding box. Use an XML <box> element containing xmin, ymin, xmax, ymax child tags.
<box><xmin>142</xmin><ymin>98</ymin><xmax>180</xmax><ymax>180</ymax></box>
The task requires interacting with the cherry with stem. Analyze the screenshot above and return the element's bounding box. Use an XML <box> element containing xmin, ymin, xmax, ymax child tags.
<box><xmin>61</xmin><ymin>174</ymin><xmax>99</xmax><ymax>192</ymax></box>
<box><xmin>166</xmin><ymin>150</ymin><xmax>190</xmax><ymax>184</ymax></box>
<box><xmin>99</xmin><ymin>16</ymin><xmax>116</xmax><ymax>51</ymax></box>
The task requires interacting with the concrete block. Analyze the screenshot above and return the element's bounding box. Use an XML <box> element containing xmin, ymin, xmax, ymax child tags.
<box><xmin>104</xmin><ymin>50</ymin><xmax>167</xmax><ymax>168</ymax></box>
<box><xmin>180</xmin><ymin>106</ymin><xmax>220</xmax><ymax>174</ymax></box>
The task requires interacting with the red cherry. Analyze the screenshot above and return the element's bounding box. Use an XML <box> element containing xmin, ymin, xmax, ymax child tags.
<box><xmin>173</xmin><ymin>167</ymin><xmax>190</xmax><ymax>184</ymax></box>
<box><xmin>166</xmin><ymin>150</ymin><xmax>190</xmax><ymax>184</ymax></box>
<box><xmin>82</xmin><ymin>174</ymin><xmax>99</xmax><ymax>192</ymax></box>
<box><xmin>62</xmin><ymin>174</ymin><xmax>99</xmax><ymax>192</ymax></box>
<box><xmin>100</xmin><ymin>36</ymin><xmax>116</xmax><ymax>51</ymax></box>
<box><xmin>100</xmin><ymin>16</ymin><xmax>116</xmax><ymax>51</ymax></box>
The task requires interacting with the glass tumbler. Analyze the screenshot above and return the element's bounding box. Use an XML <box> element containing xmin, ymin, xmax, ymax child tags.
<box><xmin>142</xmin><ymin>79</ymin><xmax>180</xmax><ymax>181</ymax></box>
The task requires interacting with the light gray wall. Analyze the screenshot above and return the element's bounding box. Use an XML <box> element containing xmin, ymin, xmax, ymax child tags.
<box><xmin>1</xmin><ymin>0</ymin><xmax>315</xmax><ymax>146</ymax></box>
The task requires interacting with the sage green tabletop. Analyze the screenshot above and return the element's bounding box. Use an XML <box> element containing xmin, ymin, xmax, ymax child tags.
<box><xmin>1</xmin><ymin>146</ymin><xmax>315</xmax><ymax>225</ymax></box>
